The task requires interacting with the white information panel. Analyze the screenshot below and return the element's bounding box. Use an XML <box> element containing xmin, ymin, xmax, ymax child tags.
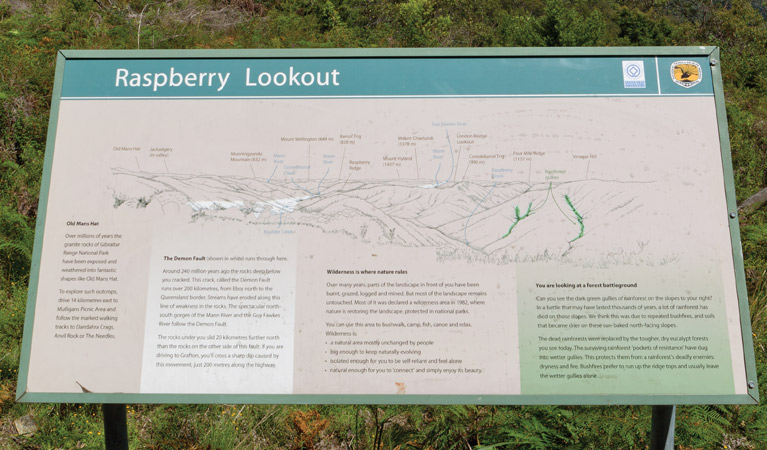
<box><xmin>17</xmin><ymin>49</ymin><xmax>757</xmax><ymax>404</ymax></box>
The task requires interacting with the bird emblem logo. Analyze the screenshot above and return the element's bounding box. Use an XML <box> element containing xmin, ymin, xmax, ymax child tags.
<box><xmin>670</xmin><ymin>61</ymin><xmax>702</xmax><ymax>88</ymax></box>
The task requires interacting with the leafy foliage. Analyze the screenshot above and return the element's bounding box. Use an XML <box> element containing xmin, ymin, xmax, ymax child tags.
<box><xmin>1</xmin><ymin>0</ymin><xmax>767</xmax><ymax>449</ymax></box>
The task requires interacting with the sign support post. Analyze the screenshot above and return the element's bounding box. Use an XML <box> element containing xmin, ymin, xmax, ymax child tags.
<box><xmin>650</xmin><ymin>405</ymin><xmax>675</xmax><ymax>450</ymax></box>
<box><xmin>102</xmin><ymin>403</ymin><xmax>129</xmax><ymax>450</ymax></box>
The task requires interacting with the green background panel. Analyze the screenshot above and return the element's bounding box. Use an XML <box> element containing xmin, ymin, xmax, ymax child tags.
<box><xmin>17</xmin><ymin>47</ymin><xmax>757</xmax><ymax>405</ymax></box>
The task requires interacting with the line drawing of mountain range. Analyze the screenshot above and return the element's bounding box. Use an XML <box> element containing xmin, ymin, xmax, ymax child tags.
<box><xmin>110</xmin><ymin>167</ymin><xmax>672</xmax><ymax>267</ymax></box>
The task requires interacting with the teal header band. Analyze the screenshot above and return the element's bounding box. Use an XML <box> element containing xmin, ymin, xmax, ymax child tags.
<box><xmin>61</xmin><ymin>56</ymin><xmax>714</xmax><ymax>98</ymax></box>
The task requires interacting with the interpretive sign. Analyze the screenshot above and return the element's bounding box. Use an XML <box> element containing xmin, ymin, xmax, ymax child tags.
<box><xmin>17</xmin><ymin>47</ymin><xmax>758</xmax><ymax>404</ymax></box>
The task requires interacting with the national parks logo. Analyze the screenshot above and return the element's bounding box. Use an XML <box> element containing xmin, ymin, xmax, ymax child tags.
<box><xmin>670</xmin><ymin>61</ymin><xmax>702</xmax><ymax>88</ymax></box>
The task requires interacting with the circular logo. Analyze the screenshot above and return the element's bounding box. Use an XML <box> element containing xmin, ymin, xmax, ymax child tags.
<box><xmin>626</xmin><ymin>64</ymin><xmax>642</xmax><ymax>78</ymax></box>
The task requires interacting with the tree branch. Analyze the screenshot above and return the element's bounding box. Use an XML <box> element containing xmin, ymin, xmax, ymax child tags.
<box><xmin>738</xmin><ymin>186</ymin><xmax>767</xmax><ymax>214</ymax></box>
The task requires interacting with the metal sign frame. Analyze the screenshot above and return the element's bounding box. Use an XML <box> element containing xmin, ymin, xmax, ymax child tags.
<box><xmin>17</xmin><ymin>46</ymin><xmax>758</xmax><ymax>405</ymax></box>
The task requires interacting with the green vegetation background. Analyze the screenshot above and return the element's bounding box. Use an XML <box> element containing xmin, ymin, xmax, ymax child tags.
<box><xmin>2</xmin><ymin>0</ymin><xmax>767</xmax><ymax>448</ymax></box>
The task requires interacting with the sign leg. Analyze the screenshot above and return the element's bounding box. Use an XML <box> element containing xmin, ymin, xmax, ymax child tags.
<box><xmin>102</xmin><ymin>403</ymin><xmax>129</xmax><ymax>450</ymax></box>
<box><xmin>650</xmin><ymin>405</ymin><xmax>676</xmax><ymax>450</ymax></box>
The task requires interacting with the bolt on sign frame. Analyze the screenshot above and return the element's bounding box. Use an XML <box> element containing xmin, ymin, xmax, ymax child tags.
<box><xmin>17</xmin><ymin>47</ymin><xmax>758</xmax><ymax>405</ymax></box>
